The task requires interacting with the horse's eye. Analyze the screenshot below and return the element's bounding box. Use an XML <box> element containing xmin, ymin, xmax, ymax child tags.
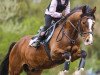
<box><xmin>92</xmin><ymin>24</ymin><xmax>94</xmax><ymax>28</ymax></box>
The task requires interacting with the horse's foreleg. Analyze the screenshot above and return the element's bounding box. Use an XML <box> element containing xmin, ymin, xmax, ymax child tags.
<box><xmin>78</xmin><ymin>50</ymin><xmax>87</xmax><ymax>70</ymax></box>
<box><xmin>58</xmin><ymin>52</ymin><xmax>71</xmax><ymax>75</ymax></box>
<box><xmin>58</xmin><ymin>60</ymin><xmax>70</xmax><ymax>75</ymax></box>
<box><xmin>27</xmin><ymin>70</ymin><xmax>42</xmax><ymax>75</ymax></box>
<box><xmin>71</xmin><ymin>50</ymin><xmax>81</xmax><ymax>62</ymax></box>
<box><xmin>73</xmin><ymin>50</ymin><xmax>87</xmax><ymax>75</ymax></box>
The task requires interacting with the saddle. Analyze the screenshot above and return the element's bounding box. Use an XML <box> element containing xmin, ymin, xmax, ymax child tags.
<box><xmin>31</xmin><ymin>21</ymin><xmax>56</xmax><ymax>44</ymax></box>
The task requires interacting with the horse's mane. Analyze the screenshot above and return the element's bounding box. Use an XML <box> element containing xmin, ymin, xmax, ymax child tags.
<box><xmin>66</xmin><ymin>5</ymin><xmax>93</xmax><ymax>18</ymax></box>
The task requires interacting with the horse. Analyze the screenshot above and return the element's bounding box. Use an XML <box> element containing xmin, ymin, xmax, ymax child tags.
<box><xmin>0</xmin><ymin>5</ymin><xmax>96</xmax><ymax>75</ymax></box>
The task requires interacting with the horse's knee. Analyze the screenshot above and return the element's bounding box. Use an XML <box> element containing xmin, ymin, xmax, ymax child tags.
<box><xmin>81</xmin><ymin>50</ymin><xmax>87</xmax><ymax>58</ymax></box>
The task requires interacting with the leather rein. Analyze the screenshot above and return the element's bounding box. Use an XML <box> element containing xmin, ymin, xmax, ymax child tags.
<box><xmin>56</xmin><ymin>17</ymin><xmax>93</xmax><ymax>44</ymax></box>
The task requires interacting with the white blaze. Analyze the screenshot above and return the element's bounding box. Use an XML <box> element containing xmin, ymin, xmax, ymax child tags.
<box><xmin>88</xmin><ymin>19</ymin><xmax>93</xmax><ymax>32</ymax></box>
<box><xmin>84</xmin><ymin>19</ymin><xmax>93</xmax><ymax>45</ymax></box>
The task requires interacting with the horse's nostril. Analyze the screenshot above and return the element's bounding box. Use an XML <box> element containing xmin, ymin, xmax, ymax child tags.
<box><xmin>91</xmin><ymin>42</ymin><xmax>93</xmax><ymax>45</ymax></box>
<box><xmin>86</xmin><ymin>39</ymin><xmax>89</xmax><ymax>42</ymax></box>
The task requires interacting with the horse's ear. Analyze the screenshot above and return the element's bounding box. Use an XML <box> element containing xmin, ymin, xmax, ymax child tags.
<box><xmin>92</xmin><ymin>6</ymin><xmax>96</xmax><ymax>14</ymax></box>
<box><xmin>82</xmin><ymin>6</ymin><xmax>86</xmax><ymax>14</ymax></box>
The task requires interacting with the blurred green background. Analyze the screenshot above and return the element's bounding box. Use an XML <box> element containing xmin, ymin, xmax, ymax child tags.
<box><xmin>0</xmin><ymin>0</ymin><xmax>100</xmax><ymax>75</ymax></box>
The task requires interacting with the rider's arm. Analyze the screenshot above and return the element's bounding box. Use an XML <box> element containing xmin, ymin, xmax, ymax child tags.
<box><xmin>64</xmin><ymin>1</ymin><xmax>70</xmax><ymax>16</ymax></box>
<box><xmin>49</xmin><ymin>0</ymin><xmax>62</xmax><ymax>18</ymax></box>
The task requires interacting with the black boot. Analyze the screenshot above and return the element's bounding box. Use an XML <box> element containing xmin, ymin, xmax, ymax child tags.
<box><xmin>33</xmin><ymin>35</ymin><xmax>43</xmax><ymax>47</ymax></box>
<box><xmin>29</xmin><ymin>29</ymin><xmax>45</xmax><ymax>48</ymax></box>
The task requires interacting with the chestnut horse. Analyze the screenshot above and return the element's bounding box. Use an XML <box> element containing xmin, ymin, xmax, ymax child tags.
<box><xmin>0</xmin><ymin>5</ymin><xmax>96</xmax><ymax>75</ymax></box>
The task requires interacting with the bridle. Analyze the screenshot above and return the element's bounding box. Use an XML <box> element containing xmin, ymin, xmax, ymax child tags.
<box><xmin>78</xmin><ymin>17</ymin><xmax>94</xmax><ymax>36</ymax></box>
<box><xmin>56</xmin><ymin>16</ymin><xmax>94</xmax><ymax>44</ymax></box>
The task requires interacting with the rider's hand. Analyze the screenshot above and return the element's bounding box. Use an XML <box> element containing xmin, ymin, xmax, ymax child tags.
<box><xmin>62</xmin><ymin>10</ymin><xmax>66</xmax><ymax>17</ymax></box>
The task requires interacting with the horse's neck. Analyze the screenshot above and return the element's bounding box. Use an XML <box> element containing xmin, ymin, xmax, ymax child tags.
<box><xmin>64</xmin><ymin>11</ymin><xmax>82</xmax><ymax>38</ymax></box>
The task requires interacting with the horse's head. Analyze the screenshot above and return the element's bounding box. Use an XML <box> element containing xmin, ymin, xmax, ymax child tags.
<box><xmin>79</xmin><ymin>5</ymin><xmax>96</xmax><ymax>45</ymax></box>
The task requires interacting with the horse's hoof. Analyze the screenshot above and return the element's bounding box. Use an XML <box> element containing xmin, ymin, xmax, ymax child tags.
<box><xmin>73</xmin><ymin>68</ymin><xmax>85</xmax><ymax>75</ymax></box>
<box><xmin>58</xmin><ymin>70</ymin><xmax>69</xmax><ymax>75</ymax></box>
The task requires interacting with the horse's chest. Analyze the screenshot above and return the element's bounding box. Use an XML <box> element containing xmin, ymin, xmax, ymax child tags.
<box><xmin>65</xmin><ymin>44</ymin><xmax>80</xmax><ymax>54</ymax></box>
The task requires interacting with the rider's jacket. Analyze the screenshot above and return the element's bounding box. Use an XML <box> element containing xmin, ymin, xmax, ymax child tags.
<box><xmin>45</xmin><ymin>0</ymin><xmax>70</xmax><ymax>18</ymax></box>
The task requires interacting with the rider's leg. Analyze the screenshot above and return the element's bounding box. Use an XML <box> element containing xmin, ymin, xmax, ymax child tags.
<box><xmin>39</xmin><ymin>14</ymin><xmax>53</xmax><ymax>36</ymax></box>
<box><xmin>30</xmin><ymin>15</ymin><xmax>53</xmax><ymax>47</ymax></box>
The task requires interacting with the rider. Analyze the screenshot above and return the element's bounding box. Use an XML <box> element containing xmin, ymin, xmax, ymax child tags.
<box><xmin>29</xmin><ymin>0</ymin><xmax>70</xmax><ymax>47</ymax></box>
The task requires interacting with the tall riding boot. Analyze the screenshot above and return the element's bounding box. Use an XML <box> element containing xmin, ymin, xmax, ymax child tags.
<box><xmin>33</xmin><ymin>34</ymin><xmax>44</xmax><ymax>47</ymax></box>
<box><xmin>29</xmin><ymin>29</ymin><xmax>45</xmax><ymax>48</ymax></box>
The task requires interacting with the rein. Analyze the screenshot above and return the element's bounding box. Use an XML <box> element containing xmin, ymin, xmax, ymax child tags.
<box><xmin>56</xmin><ymin>18</ymin><xmax>93</xmax><ymax>44</ymax></box>
<box><xmin>56</xmin><ymin>19</ymin><xmax>80</xmax><ymax>44</ymax></box>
